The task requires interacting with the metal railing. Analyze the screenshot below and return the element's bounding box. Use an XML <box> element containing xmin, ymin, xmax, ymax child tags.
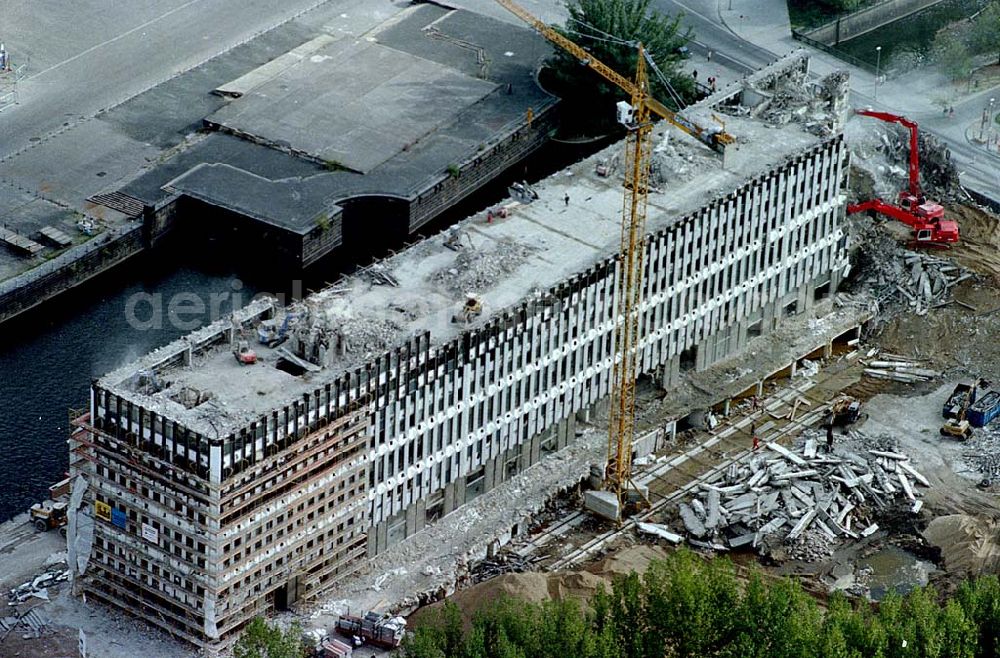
<box><xmin>791</xmin><ymin>29</ymin><xmax>878</xmax><ymax>75</ymax></box>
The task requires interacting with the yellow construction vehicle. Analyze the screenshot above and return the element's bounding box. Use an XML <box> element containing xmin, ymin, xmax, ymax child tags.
<box><xmin>496</xmin><ymin>0</ymin><xmax>735</xmax><ymax>521</ymax></box>
<box><xmin>30</xmin><ymin>501</ymin><xmax>67</xmax><ymax>537</ymax></box>
<box><xmin>941</xmin><ymin>382</ymin><xmax>976</xmax><ymax>441</ymax></box>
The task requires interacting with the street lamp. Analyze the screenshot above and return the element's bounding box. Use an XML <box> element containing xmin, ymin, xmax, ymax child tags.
<box><xmin>991</xmin><ymin>98</ymin><xmax>996</xmax><ymax>150</ymax></box>
<box><xmin>874</xmin><ymin>46</ymin><xmax>882</xmax><ymax>101</ymax></box>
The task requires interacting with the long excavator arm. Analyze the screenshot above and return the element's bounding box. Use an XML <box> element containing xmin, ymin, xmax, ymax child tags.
<box><xmin>496</xmin><ymin>0</ymin><xmax>733</xmax><ymax>153</ymax></box>
<box><xmin>855</xmin><ymin>109</ymin><xmax>920</xmax><ymax>198</ymax></box>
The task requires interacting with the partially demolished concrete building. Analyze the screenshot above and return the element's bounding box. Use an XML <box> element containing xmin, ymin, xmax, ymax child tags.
<box><xmin>66</xmin><ymin>53</ymin><xmax>858</xmax><ymax>647</ymax></box>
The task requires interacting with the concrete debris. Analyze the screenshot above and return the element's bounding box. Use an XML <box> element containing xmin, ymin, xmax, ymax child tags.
<box><xmin>636</xmin><ymin>522</ymin><xmax>683</xmax><ymax>544</ymax></box>
<box><xmin>434</xmin><ymin>240</ymin><xmax>534</xmax><ymax>295</ymax></box>
<box><xmin>848</xmin><ymin>222</ymin><xmax>975</xmax><ymax>323</ymax></box>
<box><xmin>0</xmin><ymin>608</ymin><xmax>50</xmax><ymax>639</ymax></box>
<box><xmin>847</xmin><ymin>114</ymin><xmax>961</xmax><ymax>202</ymax></box>
<box><xmin>721</xmin><ymin>65</ymin><xmax>848</xmax><ymax>138</ymax></box>
<box><xmin>666</xmin><ymin>429</ymin><xmax>929</xmax><ymax>560</ymax></box>
<box><xmin>6</xmin><ymin>567</ymin><xmax>70</xmax><ymax>605</ymax></box>
<box><xmin>959</xmin><ymin>425</ymin><xmax>1000</xmax><ymax>484</ymax></box>
<box><xmin>470</xmin><ymin>554</ymin><xmax>535</xmax><ymax>584</ymax></box>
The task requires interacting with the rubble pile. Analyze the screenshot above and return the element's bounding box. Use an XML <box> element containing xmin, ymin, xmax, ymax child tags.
<box><xmin>338</xmin><ymin>316</ymin><xmax>402</xmax><ymax>357</ymax></box>
<box><xmin>847</xmin><ymin>116</ymin><xmax>961</xmax><ymax>201</ymax></box>
<box><xmin>960</xmin><ymin>426</ymin><xmax>1000</xmax><ymax>484</ymax></box>
<box><xmin>470</xmin><ymin>554</ymin><xmax>535</xmax><ymax>584</ymax></box>
<box><xmin>0</xmin><ymin>608</ymin><xmax>50</xmax><ymax>640</ymax></box>
<box><xmin>435</xmin><ymin>240</ymin><xmax>534</xmax><ymax>294</ymax></box>
<box><xmin>849</xmin><ymin>222</ymin><xmax>974</xmax><ymax>319</ymax></box>
<box><xmin>722</xmin><ymin>69</ymin><xmax>848</xmax><ymax>138</ymax></box>
<box><xmin>6</xmin><ymin>566</ymin><xmax>69</xmax><ymax>606</ymax></box>
<box><xmin>667</xmin><ymin>430</ymin><xmax>930</xmax><ymax>559</ymax></box>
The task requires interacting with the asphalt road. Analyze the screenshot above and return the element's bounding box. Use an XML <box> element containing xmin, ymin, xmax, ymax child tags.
<box><xmin>0</xmin><ymin>0</ymin><xmax>343</xmax><ymax>161</ymax></box>
<box><xmin>654</xmin><ymin>0</ymin><xmax>1000</xmax><ymax>199</ymax></box>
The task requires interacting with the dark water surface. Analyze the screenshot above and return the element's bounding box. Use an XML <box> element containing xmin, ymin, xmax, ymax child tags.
<box><xmin>0</xmin><ymin>246</ymin><xmax>267</xmax><ymax>521</ymax></box>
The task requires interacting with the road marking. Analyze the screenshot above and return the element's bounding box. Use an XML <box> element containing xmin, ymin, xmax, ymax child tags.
<box><xmin>26</xmin><ymin>0</ymin><xmax>206</xmax><ymax>81</ymax></box>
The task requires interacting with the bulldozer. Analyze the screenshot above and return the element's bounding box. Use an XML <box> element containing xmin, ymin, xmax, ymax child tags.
<box><xmin>941</xmin><ymin>381</ymin><xmax>976</xmax><ymax>441</ymax></box>
<box><xmin>30</xmin><ymin>501</ymin><xmax>67</xmax><ymax>537</ymax></box>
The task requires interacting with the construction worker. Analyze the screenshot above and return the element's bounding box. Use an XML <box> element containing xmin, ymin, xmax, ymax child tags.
<box><xmin>826</xmin><ymin>423</ymin><xmax>835</xmax><ymax>453</ymax></box>
<box><xmin>563</xmin><ymin>193</ymin><xmax>570</xmax><ymax>206</ymax></box>
<box><xmin>751</xmin><ymin>422</ymin><xmax>760</xmax><ymax>451</ymax></box>
<box><xmin>487</xmin><ymin>210</ymin><xmax>494</xmax><ymax>224</ymax></box>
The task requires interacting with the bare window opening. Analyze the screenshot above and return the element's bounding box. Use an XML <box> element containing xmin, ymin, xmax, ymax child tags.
<box><xmin>426</xmin><ymin>493</ymin><xmax>444</xmax><ymax>524</ymax></box>
<box><xmin>814</xmin><ymin>281</ymin><xmax>831</xmax><ymax>301</ymax></box>
<box><xmin>747</xmin><ymin>320</ymin><xmax>763</xmax><ymax>339</ymax></box>
<box><xmin>679</xmin><ymin>346</ymin><xmax>697</xmax><ymax>373</ymax></box>
<box><xmin>465</xmin><ymin>466</ymin><xmax>486</xmax><ymax>501</ymax></box>
<box><xmin>387</xmin><ymin>513</ymin><xmax>406</xmax><ymax>546</ymax></box>
<box><xmin>783</xmin><ymin>300</ymin><xmax>799</xmax><ymax>317</ymax></box>
<box><xmin>505</xmin><ymin>457</ymin><xmax>519</xmax><ymax>480</ymax></box>
<box><xmin>539</xmin><ymin>431</ymin><xmax>557</xmax><ymax>457</ymax></box>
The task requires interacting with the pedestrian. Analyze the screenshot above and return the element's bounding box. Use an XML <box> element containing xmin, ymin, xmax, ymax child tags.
<box><xmin>707</xmin><ymin>50</ymin><xmax>713</xmax><ymax>62</ymax></box>
<box><xmin>710</xmin><ymin>76</ymin><xmax>717</xmax><ymax>92</ymax></box>
<box><xmin>563</xmin><ymin>193</ymin><xmax>570</xmax><ymax>206</ymax></box>
<box><xmin>751</xmin><ymin>422</ymin><xmax>760</xmax><ymax>451</ymax></box>
<box><xmin>826</xmin><ymin>423</ymin><xmax>834</xmax><ymax>453</ymax></box>
<box><xmin>692</xmin><ymin>69</ymin><xmax>698</xmax><ymax>81</ymax></box>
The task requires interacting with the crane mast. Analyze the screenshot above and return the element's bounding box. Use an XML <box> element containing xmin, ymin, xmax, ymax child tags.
<box><xmin>606</xmin><ymin>49</ymin><xmax>652</xmax><ymax>516</ymax></box>
<box><xmin>495</xmin><ymin>0</ymin><xmax>726</xmax><ymax>519</ymax></box>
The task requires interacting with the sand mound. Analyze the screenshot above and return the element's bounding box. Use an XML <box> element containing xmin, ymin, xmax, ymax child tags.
<box><xmin>590</xmin><ymin>544</ymin><xmax>670</xmax><ymax>578</ymax></box>
<box><xmin>409</xmin><ymin>545</ymin><xmax>674</xmax><ymax>630</ymax></box>
<box><xmin>923</xmin><ymin>514</ymin><xmax>1000</xmax><ymax>575</ymax></box>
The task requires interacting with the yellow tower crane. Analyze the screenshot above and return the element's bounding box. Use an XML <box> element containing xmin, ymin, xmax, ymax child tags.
<box><xmin>496</xmin><ymin>0</ymin><xmax>734</xmax><ymax>520</ymax></box>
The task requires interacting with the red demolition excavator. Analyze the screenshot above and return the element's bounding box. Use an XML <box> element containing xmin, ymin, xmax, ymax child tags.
<box><xmin>847</xmin><ymin>109</ymin><xmax>959</xmax><ymax>247</ymax></box>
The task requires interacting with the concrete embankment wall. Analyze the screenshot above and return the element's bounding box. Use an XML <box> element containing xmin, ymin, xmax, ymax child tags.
<box><xmin>0</xmin><ymin>225</ymin><xmax>145</xmax><ymax>326</ymax></box>
<box><xmin>803</xmin><ymin>0</ymin><xmax>946</xmax><ymax>45</ymax></box>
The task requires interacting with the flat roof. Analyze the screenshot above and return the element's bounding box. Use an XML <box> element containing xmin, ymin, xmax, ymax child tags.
<box><xmin>129</xmin><ymin>3</ymin><xmax>558</xmax><ymax>234</ymax></box>
<box><xmin>206</xmin><ymin>38</ymin><xmax>497</xmax><ymax>174</ymax></box>
<box><xmin>100</xmin><ymin>53</ymin><xmax>846</xmax><ymax>437</ymax></box>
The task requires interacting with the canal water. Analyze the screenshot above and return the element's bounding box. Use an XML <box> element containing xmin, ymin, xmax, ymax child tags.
<box><xmin>835</xmin><ymin>0</ymin><xmax>987</xmax><ymax>70</ymax></box>
<box><xmin>0</xmin><ymin>246</ymin><xmax>267</xmax><ymax>523</ymax></box>
<box><xmin>0</xmin><ymin>136</ymin><xmax>612</xmax><ymax>522</ymax></box>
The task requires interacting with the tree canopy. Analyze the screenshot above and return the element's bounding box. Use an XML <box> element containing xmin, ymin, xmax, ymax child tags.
<box><xmin>544</xmin><ymin>0</ymin><xmax>695</xmax><ymax>135</ymax></box>
<box><xmin>399</xmin><ymin>548</ymin><xmax>1000</xmax><ymax>658</ymax></box>
<box><xmin>233</xmin><ymin>617</ymin><xmax>304</xmax><ymax>658</ymax></box>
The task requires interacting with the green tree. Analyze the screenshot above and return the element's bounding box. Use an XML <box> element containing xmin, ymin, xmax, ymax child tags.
<box><xmin>954</xmin><ymin>575</ymin><xmax>1000</xmax><ymax>656</ymax></box>
<box><xmin>933</xmin><ymin>31</ymin><xmax>973</xmax><ymax>81</ymax></box>
<box><xmin>233</xmin><ymin>617</ymin><xmax>303</xmax><ymax>658</ymax></box>
<box><xmin>545</xmin><ymin>0</ymin><xmax>695</xmax><ymax>135</ymax></box>
<box><xmin>969</xmin><ymin>1</ymin><xmax>1000</xmax><ymax>64</ymax></box>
